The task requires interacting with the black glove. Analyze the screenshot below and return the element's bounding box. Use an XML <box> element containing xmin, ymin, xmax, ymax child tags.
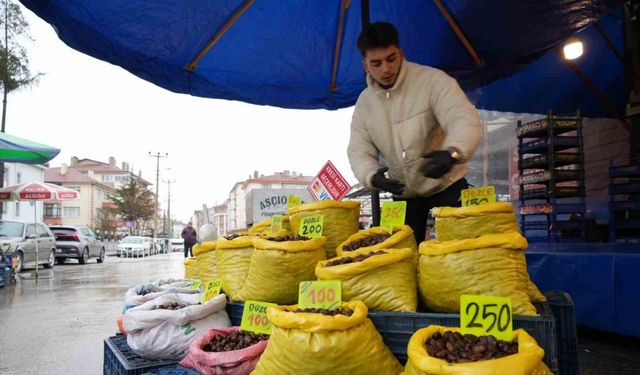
<box><xmin>420</xmin><ymin>150</ymin><xmax>455</xmax><ymax>178</ymax></box>
<box><xmin>371</xmin><ymin>167</ymin><xmax>405</xmax><ymax>195</ymax></box>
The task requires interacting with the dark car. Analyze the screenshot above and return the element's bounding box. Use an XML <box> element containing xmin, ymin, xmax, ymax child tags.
<box><xmin>49</xmin><ymin>225</ymin><xmax>106</xmax><ymax>264</ymax></box>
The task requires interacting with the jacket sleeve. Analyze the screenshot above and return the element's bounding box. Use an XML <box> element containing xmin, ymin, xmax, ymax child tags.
<box><xmin>347</xmin><ymin>103</ymin><xmax>380</xmax><ymax>189</ymax></box>
<box><xmin>430</xmin><ymin>71</ymin><xmax>482</xmax><ymax>161</ymax></box>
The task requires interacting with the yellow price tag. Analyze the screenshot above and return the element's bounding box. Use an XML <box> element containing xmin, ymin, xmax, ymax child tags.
<box><xmin>287</xmin><ymin>195</ymin><xmax>301</xmax><ymax>210</ymax></box>
<box><xmin>240</xmin><ymin>300</ymin><xmax>276</xmax><ymax>334</ymax></box>
<box><xmin>298</xmin><ymin>214</ymin><xmax>323</xmax><ymax>238</ymax></box>
<box><xmin>298</xmin><ymin>280</ymin><xmax>341</xmax><ymax>309</ymax></box>
<box><xmin>380</xmin><ymin>201</ymin><xmax>406</xmax><ymax>234</ymax></box>
<box><xmin>201</xmin><ymin>279</ymin><xmax>222</xmax><ymax>304</ymax></box>
<box><xmin>269</xmin><ymin>214</ymin><xmax>283</xmax><ymax>235</ymax></box>
<box><xmin>461</xmin><ymin>185</ymin><xmax>496</xmax><ymax>206</ymax></box>
<box><xmin>189</xmin><ymin>280</ymin><xmax>202</xmax><ymax>290</ymax></box>
<box><xmin>460</xmin><ymin>294</ymin><xmax>513</xmax><ymax>341</ymax></box>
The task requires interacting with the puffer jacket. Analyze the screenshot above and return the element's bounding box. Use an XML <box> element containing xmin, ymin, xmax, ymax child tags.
<box><xmin>347</xmin><ymin>59</ymin><xmax>481</xmax><ymax>199</ymax></box>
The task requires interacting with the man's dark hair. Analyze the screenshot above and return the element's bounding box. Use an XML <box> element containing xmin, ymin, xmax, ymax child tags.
<box><xmin>356</xmin><ymin>22</ymin><xmax>399</xmax><ymax>56</ymax></box>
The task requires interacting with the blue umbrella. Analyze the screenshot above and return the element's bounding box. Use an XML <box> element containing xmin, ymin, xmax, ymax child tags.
<box><xmin>0</xmin><ymin>132</ymin><xmax>60</xmax><ymax>164</ymax></box>
<box><xmin>20</xmin><ymin>0</ymin><xmax>624</xmax><ymax>116</ymax></box>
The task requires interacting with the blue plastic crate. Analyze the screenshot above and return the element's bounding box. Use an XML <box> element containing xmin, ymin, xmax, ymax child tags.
<box><xmin>103</xmin><ymin>335</ymin><xmax>177</xmax><ymax>375</ymax></box>
<box><xmin>544</xmin><ymin>291</ymin><xmax>578</xmax><ymax>375</ymax></box>
<box><xmin>141</xmin><ymin>365</ymin><xmax>198</xmax><ymax>375</ymax></box>
<box><xmin>0</xmin><ymin>267</ymin><xmax>12</xmax><ymax>287</ymax></box>
<box><xmin>369</xmin><ymin>303</ymin><xmax>558</xmax><ymax>373</ymax></box>
<box><xmin>226</xmin><ymin>301</ymin><xmax>244</xmax><ymax>326</ymax></box>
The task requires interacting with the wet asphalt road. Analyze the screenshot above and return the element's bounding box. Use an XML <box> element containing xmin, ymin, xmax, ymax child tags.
<box><xmin>0</xmin><ymin>250</ymin><xmax>185</xmax><ymax>375</ymax></box>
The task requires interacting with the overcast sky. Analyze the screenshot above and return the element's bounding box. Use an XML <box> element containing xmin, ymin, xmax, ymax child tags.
<box><xmin>10</xmin><ymin>5</ymin><xmax>357</xmax><ymax>222</ymax></box>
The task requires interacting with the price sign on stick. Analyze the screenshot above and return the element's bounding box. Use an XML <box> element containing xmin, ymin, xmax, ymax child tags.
<box><xmin>460</xmin><ymin>185</ymin><xmax>497</xmax><ymax>207</ymax></box>
<box><xmin>189</xmin><ymin>280</ymin><xmax>202</xmax><ymax>290</ymax></box>
<box><xmin>270</xmin><ymin>214</ymin><xmax>283</xmax><ymax>235</ymax></box>
<box><xmin>201</xmin><ymin>280</ymin><xmax>222</xmax><ymax>304</ymax></box>
<box><xmin>299</xmin><ymin>214</ymin><xmax>324</xmax><ymax>238</ymax></box>
<box><xmin>288</xmin><ymin>195</ymin><xmax>301</xmax><ymax>210</ymax></box>
<box><xmin>241</xmin><ymin>300</ymin><xmax>276</xmax><ymax>334</ymax></box>
<box><xmin>299</xmin><ymin>280</ymin><xmax>341</xmax><ymax>309</ymax></box>
<box><xmin>460</xmin><ymin>295</ymin><xmax>513</xmax><ymax>341</ymax></box>
<box><xmin>381</xmin><ymin>201</ymin><xmax>406</xmax><ymax>234</ymax></box>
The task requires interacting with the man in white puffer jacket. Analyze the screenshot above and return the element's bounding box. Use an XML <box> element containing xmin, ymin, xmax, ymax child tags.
<box><xmin>348</xmin><ymin>22</ymin><xmax>482</xmax><ymax>243</ymax></box>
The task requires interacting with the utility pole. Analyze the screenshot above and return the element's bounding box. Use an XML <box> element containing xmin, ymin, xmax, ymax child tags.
<box><xmin>148</xmin><ymin>152</ymin><xmax>168</xmax><ymax>238</ymax></box>
<box><xmin>163</xmin><ymin>178</ymin><xmax>175</xmax><ymax>238</ymax></box>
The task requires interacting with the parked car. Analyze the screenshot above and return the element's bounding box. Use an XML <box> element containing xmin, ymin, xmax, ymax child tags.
<box><xmin>153</xmin><ymin>238</ymin><xmax>169</xmax><ymax>254</ymax></box>
<box><xmin>170</xmin><ymin>238</ymin><xmax>184</xmax><ymax>253</ymax></box>
<box><xmin>118</xmin><ymin>236</ymin><xmax>153</xmax><ymax>257</ymax></box>
<box><xmin>49</xmin><ymin>225</ymin><xmax>106</xmax><ymax>265</ymax></box>
<box><xmin>0</xmin><ymin>220</ymin><xmax>56</xmax><ymax>273</ymax></box>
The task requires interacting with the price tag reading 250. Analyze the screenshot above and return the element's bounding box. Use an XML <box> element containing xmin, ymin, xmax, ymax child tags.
<box><xmin>298</xmin><ymin>280</ymin><xmax>341</xmax><ymax>309</ymax></box>
<box><xmin>240</xmin><ymin>300</ymin><xmax>276</xmax><ymax>334</ymax></box>
<box><xmin>460</xmin><ymin>295</ymin><xmax>513</xmax><ymax>341</ymax></box>
<box><xmin>381</xmin><ymin>201</ymin><xmax>406</xmax><ymax>234</ymax></box>
<box><xmin>298</xmin><ymin>214</ymin><xmax>324</xmax><ymax>238</ymax></box>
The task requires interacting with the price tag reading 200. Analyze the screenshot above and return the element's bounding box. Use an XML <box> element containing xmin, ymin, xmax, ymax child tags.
<box><xmin>460</xmin><ymin>294</ymin><xmax>513</xmax><ymax>341</ymax></box>
<box><xmin>240</xmin><ymin>300</ymin><xmax>276</xmax><ymax>334</ymax></box>
<box><xmin>298</xmin><ymin>280</ymin><xmax>341</xmax><ymax>309</ymax></box>
<box><xmin>298</xmin><ymin>214</ymin><xmax>324</xmax><ymax>238</ymax></box>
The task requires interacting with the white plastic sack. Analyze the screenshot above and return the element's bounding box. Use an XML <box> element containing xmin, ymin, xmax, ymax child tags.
<box><xmin>151</xmin><ymin>278</ymin><xmax>196</xmax><ymax>289</ymax></box>
<box><xmin>124</xmin><ymin>293</ymin><xmax>231</xmax><ymax>360</ymax></box>
<box><xmin>123</xmin><ymin>282</ymin><xmax>199</xmax><ymax>312</ymax></box>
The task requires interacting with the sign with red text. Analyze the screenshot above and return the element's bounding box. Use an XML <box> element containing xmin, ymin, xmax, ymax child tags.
<box><xmin>307</xmin><ymin>161</ymin><xmax>351</xmax><ymax>201</ymax></box>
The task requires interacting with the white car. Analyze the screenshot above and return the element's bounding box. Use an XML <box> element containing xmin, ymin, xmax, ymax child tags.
<box><xmin>170</xmin><ymin>238</ymin><xmax>184</xmax><ymax>253</ymax></box>
<box><xmin>118</xmin><ymin>236</ymin><xmax>153</xmax><ymax>257</ymax></box>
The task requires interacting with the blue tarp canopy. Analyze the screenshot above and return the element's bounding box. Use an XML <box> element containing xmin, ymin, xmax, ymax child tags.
<box><xmin>21</xmin><ymin>0</ymin><xmax>625</xmax><ymax>117</ymax></box>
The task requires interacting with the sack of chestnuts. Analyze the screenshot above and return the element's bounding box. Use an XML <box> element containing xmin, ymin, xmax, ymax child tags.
<box><xmin>336</xmin><ymin>225</ymin><xmax>417</xmax><ymax>257</ymax></box>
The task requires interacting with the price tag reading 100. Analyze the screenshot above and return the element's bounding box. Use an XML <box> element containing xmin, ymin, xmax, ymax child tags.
<box><xmin>269</xmin><ymin>214</ymin><xmax>283</xmax><ymax>235</ymax></box>
<box><xmin>201</xmin><ymin>279</ymin><xmax>222</xmax><ymax>304</ymax></box>
<box><xmin>460</xmin><ymin>294</ymin><xmax>513</xmax><ymax>341</ymax></box>
<box><xmin>298</xmin><ymin>280</ymin><xmax>341</xmax><ymax>309</ymax></box>
<box><xmin>240</xmin><ymin>300</ymin><xmax>276</xmax><ymax>334</ymax></box>
<box><xmin>298</xmin><ymin>214</ymin><xmax>324</xmax><ymax>238</ymax></box>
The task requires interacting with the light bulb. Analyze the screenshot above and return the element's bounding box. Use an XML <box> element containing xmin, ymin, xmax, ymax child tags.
<box><xmin>563</xmin><ymin>38</ymin><xmax>583</xmax><ymax>60</ymax></box>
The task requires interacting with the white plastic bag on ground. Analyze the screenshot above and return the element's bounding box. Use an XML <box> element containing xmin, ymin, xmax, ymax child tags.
<box><xmin>151</xmin><ymin>278</ymin><xmax>196</xmax><ymax>289</ymax></box>
<box><xmin>123</xmin><ymin>281</ymin><xmax>199</xmax><ymax>312</ymax></box>
<box><xmin>124</xmin><ymin>293</ymin><xmax>231</xmax><ymax>360</ymax></box>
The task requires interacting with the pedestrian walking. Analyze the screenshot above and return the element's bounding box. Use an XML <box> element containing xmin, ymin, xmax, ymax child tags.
<box><xmin>181</xmin><ymin>222</ymin><xmax>198</xmax><ymax>258</ymax></box>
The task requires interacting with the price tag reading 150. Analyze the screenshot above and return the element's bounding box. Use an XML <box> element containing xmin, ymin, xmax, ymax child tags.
<box><xmin>460</xmin><ymin>294</ymin><xmax>513</xmax><ymax>341</ymax></box>
<box><xmin>240</xmin><ymin>300</ymin><xmax>276</xmax><ymax>334</ymax></box>
<box><xmin>298</xmin><ymin>280</ymin><xmax>341</xmax><ymax>309</ymax></box>
<box><xmin>381</xmin><ymin>201</ymin><xmax>406</xmax><ymax>234</ymax></box>
<box><xmin>299</xmin><ymin>214</ymin><xmax>324</xmax><ymax>238</ymax></box>
<box><xmin>461</xmin><ymin>185</ymin><xmax>496</xmax><ymax>207</ymax></box>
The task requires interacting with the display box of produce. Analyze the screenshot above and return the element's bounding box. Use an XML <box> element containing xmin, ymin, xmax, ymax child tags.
<box><xmin>519</xmin><ymin>170</ymin><xmax>581</xmax><ymax>185</ymax></box>
<box><xmin>369</xmin><ymin>303</ymin><xmax>558</xmax><ymax>373</ymax></box>
<box><xmin>141</xmin><ymin>365</ymin><xmax>198</xmax><ymax>375</ymax></box>
<box><xmin>610</xmin><ymin>164</ymin><xmax>640</xmax><ymax>178</ymax></box>
<box><xmin>522</xmin><ymin>186</ymin><xmax>584</xmax><ymax>200</ymax></box>
<box><xmin>517</xmin><ymin>118</ymin><xmax>578</xmax><ymax>139</ymax></box>
<box><xmin>104</xmin><ymin>335</ymin><xmax>177</xmax><ymax>375</ymax></box>
<box><xmin>519</xmin><ymin>136</ymin><xmax>580</xmax><ymax>154</ymax></box>
<box><xmin>522</xmin><ymin>220</ymin><xmax>583</xmax><ymax>231</ymax></box>
<box><xmin>520</xmin><ymin>153</ymin><xmax>581</xmax><ymax>169</ymax></box>
<box><xmin>544</xmin><ymin>292</ymin><xmax>578</xmax><ymax>375</ymax></box>
<box><xmin>520</xmin><ymin>203</ymin><xmax>586</xmax><ymax>216</ymax></box>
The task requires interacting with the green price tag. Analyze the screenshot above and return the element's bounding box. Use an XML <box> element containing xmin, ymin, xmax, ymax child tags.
<box><xmin>460</xmin><ymin>294</ymin><xmax>513</xmax><ymax>341</ymax></box>
<box><xmin>288</xmin><ymin>195</ymin><xmax>301</xmax><ymax>210</ymax></box>
<box><xmin>380</xmin><ymin>201</ymin><xmax>406</xmax><ymax>234</ymax></box>
<box><xmin>298</xmin><ymin>280</ymin><xmax>341</xmax><ymax>309</ymax></box>
<box><xmin>189</xmin><ymin>280</ymin><xmax>202</xmax><ymax>290</ymax></box>
<box><xmin>461</xmin><ymin>185</ymin><xmax>496</xmax><ymax>207</ymax></box>
<box><xmin>270</xmin><ymin>214</ymin><xmax>283</xmax><ymax>235</ymax></box>
<box><xmin>240</xmin><ymin>300</ymin><xmax>276</xmax><ymax>334</ymax></box>
<box><xmin>298</xmin><ymin>214</ymin><xmax>324</xmax><ymax>238</ymax></box>
<box><xmin>201</xmin><ymin>279</ymin><xmax>222</xmax><ymax>304</ymax></box>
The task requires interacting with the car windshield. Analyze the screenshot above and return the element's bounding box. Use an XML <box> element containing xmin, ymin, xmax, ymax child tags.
<box><xmin>0</xmin><ymin>221</ymin><xmax>24</xmax><ymax>237</ymax></box>
<box><xmin>121</xmin><ymin>237</ymin><xmax>143</xmax><ymax>244</ymax></box>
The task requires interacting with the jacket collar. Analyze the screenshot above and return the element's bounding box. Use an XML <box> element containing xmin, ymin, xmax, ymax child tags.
<box><xmin>366</xmin><ymin>58</ymin><xmax>408</xmax><ymax>95</ymax></box>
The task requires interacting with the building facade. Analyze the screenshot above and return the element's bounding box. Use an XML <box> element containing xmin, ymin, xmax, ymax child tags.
<box><xmin>1</xmin><ymin>163</ymin><xmax>46</xmax><ymax>222</ymax></box>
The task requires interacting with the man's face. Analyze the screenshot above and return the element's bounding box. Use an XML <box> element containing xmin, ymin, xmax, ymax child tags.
<box><xmin>363</xmin><ymin>45</ymin><xmax>403</xmax><ymax>88</ymax></box>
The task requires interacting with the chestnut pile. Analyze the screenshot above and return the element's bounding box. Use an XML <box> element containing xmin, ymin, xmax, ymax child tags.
<box><xmin>224</xmin><ymin>233</ymin><xmax>248</xmax><ymax>240</ymax></box>
<box><xmin>342</xmin><ymin>233</ymin><xmax>391</xmax><ymax>252</ymax></box>
<box><xmin>202</xmin><ymin>330</ymin><xmax>269</xmax><ymax>352</ymax></box>
<box><xmin>325</xmin><ymin>250</ymin><xmax>387</xmax><ymax>267</ymax></box>
<box><xmin>291</xmin><ymin>307</ymin><xmax>354</xmax><ymax>316</ymax></box>
<box><xmin>158</xmin><ymin>303</ymin><xmax>187</xmax><ymax>310</ymax></box>
<box><xmin>425</xmin><ymin>331</ymin><xmax>518</xmax><ymax>363</ymax></box>
<box><xmin>265</xmin><ymin>234</ymin><xmax>310</xmax><ymax>242</ymax></box>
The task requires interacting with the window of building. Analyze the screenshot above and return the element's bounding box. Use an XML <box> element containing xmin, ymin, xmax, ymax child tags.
<box><xmin>44</xmin><ymin>203</ymin><xmax>61</xmax><ymax>218</ymax></box>
<box><xmin>16</xmin><ymin>172</ymin><xmax>21</xmax><ymax>184</ymax></box>
<box><xmin>102</xmin><ymin>175</ymin><xmax>113</xmax><ymax>182</ymax></box>
<box><xmin>63</xmin><ymin>207</ymin><xmax>80</xmax><ymax>217</ymax></box>
<box><xmin>2</xmin><ymin>202</ymin><xmax>6</xmax><ymax>215</ymax></box>
<box><xmin>66</xmin><ymin>186</ymin><xmax>81</xmax><ymax>192</ymax></box>
<box><xmin>261</xmin><ymin>184</ymin><xmax>271</xmax><ymax>189</ymax></box>
<box><xmin>3</xmin><ymin>168</ymin><xmax>8</xmax><ymax>186</ymax></box>
<box><xmin>15</xmin><ymin>202</ymin><xmax>20</xmax><ymax>216</ymax></box>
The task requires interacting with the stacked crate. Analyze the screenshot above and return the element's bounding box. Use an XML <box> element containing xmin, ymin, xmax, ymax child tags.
<box><xmin>609</xmin><ymin>161</ymin><xmax>640</xmax><ymax>242</ymax></box>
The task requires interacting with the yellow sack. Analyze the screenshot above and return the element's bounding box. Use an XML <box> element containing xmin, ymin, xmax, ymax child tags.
<box><xmin>418</xmin><ymin>232</ymin><xmax>539</xmax><ymax>316</ymax></box>
<box><xmin>235</xmin><ymin>236</ymin><xmax>327</xmax><ymax>304</ymax></box>
<box><xmin>336</xmin><ymin>225</ymin><xmax>417</xmax><ymax>257</ymax></box>
<box><xmin>432</xmin><ymin>203</ymin><xmax>519</xmax><ymax>241</ymax></box>
<box><xmin>215</xmin><ymin>234</ymin><xmax>256</xmax><ymax>300</ymax></box>
<box><xmin>184</xmin><ymin>257</ymin><xmax>198</xmax><ymax>279</ymax></box>
<box><xmin>248</xmin><ymin>215</ymin><xmax>291</xmax><ymax>235</ymax></box>
<box><xmin>402</xmin><ymin>326</ymin><xmax>553</xmax><ymax>375</ymax></box>
<box><xmin>316</xmin><ymin>248</ymin><xmax>417</xmax><ymax>312</ymax></box>
<box><xmin>193</xmin><ymin>241</ymin><xmax>218</xmax><ymax>284</ymax></box>
<box><xmin>252</xmin><ymin>300</ymin><xmax>402</xmax><ymax>375</ymax></box>
<box><xmin>288</xmin><ymin>200</ymin><xmax>360</xmax><ymax>258</ymax></box>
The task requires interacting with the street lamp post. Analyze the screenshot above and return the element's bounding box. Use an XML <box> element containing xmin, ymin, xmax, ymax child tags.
<box><xmin>163</xmin><ymin>178</ymin><xmax>175</xmax><ymax>238</ymax></box>
<box><xmin>148</xmin><ymin>152</ymin><xmax>168</xmax><ymax>238</ymax></box>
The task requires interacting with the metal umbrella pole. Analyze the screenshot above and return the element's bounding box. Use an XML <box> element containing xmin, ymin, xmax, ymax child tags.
<box><xmin>33</xmin><ymin>201</ymin><xmax>38</xmax><ymax>279</ymax></box>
